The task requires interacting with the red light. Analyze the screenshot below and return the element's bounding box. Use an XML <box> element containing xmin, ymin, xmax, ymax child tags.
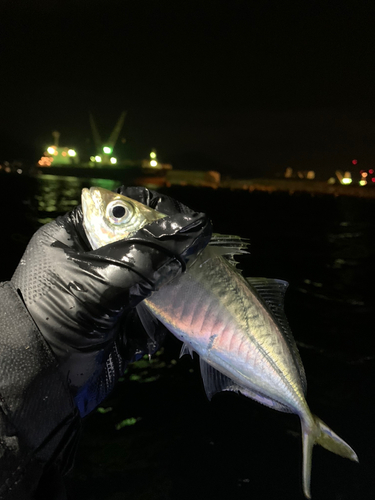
<box><xmin>370</xmin><ymin>169</ymin><xmax>374</xmax><ymax>174</ymax></box>
<box><xmin>372</xmin><ymin>178</ymin><xmax>375</xmax><ymax>183</ymax></box>
<box><xmin>352</xmin><ymin>159</ymin><xmax>358</xmax><ymax>165</ymax></box>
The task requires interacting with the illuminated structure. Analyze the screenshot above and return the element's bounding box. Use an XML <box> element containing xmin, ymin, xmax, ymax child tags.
<box><xmin>38</xmin><ymin>131</ymin><xmax>79</xmax><ymax>167</ymax></box>
<box><xmin>141</xmin><ymin>149</ymin><xmax>172</xmax><ymax>171</ymax></box>
<box><xmin>335</xmin><ymin>170</ymin><xmax>352</xmax><ymax>185</ymax></box>
<box><xmin>89</xmin><ymin>111</ymin><xmax>126</xmax><ymax>166</ymax></box>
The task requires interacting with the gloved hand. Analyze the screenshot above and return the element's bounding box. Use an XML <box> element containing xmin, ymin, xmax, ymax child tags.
<box><xmin>11</xmin><ymin>186</ymin><xmax>212</xmax><ymax>417</ymax></box>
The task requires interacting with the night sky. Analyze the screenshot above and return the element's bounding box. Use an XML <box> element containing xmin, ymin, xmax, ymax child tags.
<box><xmin>1</xmin><ymin>0</ymin><xmax>375</xmax><ymax>177</ymax></box>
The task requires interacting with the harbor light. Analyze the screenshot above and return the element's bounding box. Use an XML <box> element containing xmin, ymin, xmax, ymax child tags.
<box><xmin>150</xmin><ymin>160</ymin><xmax>158</xmax><ymax>167</ymax></box>
<box><xmin>68</xmin><ymin>149</ymin><xmax>77</xmax><ymax>157</ymax></box>
<box><xmin>103</xmin><ymin>146</ymin><xmax>112</xmax><ymax>154</ymax></box>
<box><xmin>110</xmin><ymin>157</ymin><xmax>117</xmax><ymax>164</ymax></box>
<box><xmin>95</xmin><ymin>155</ymin><xmax>102</xmax><ymax>162</ymax></box>
<box><xmin>47</xmin><ymin>146</ymin><xmax>55</xmax><ymax>154</ymax></box>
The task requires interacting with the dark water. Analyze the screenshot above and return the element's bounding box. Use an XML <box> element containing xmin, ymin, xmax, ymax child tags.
<box><xmin>1</xmin><ymin>173</ymin><xmax>375</xmax><ymax>499</ymax></box>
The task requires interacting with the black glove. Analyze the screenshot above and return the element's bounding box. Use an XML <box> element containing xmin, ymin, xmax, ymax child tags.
<box><xmin>11</xmin><ymin>187</ymin><xmax>212</xmax><ymax>417</ymax></box>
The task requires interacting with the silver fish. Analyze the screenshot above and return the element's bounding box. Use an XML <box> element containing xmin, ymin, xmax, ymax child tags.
<box><xmin>81</xmin><ymin>187</ymin><xmax>358</xmax><ymax>498</ymax></box>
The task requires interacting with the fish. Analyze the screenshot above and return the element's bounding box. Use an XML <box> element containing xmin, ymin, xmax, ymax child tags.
<box><xmin>81</xmin><ymin>187</ymin><xmax>358</xmax><ymax>498</ymax></box>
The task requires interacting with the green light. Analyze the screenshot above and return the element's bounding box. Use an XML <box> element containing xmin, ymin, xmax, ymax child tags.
<box><xmin>68</xmin><ymin>149</ymin><xmax>76</xmax><ymax>157</ymax></box>
<box><xmin>110</xmin><ymin>157</ymin><xmax>117</xmax><ymax>164</ymax></box>
<box><xmin>97</xmin><ymin>406</ymin><xmax>113</xmax><ymax>414</ymax></box>
<box><xmin>90</xmin><ymin>156</ymin><xmax>96</xmax><ymax>162</ymax></box>
<box><xmin>150</xmin><ymin>151</ymin><xmax>156</xmax><ymax>159</ymax></box>
<box><xmin>95</xmin><ymin>155</ymin><xmax>102</xmax><ymax>162</ymax></box>
<box><xmin>115</xmin><ymin>417</ymin><xmax>140</xmax><ymax>430</ymax></box>
<box><xmin>103</xmin><ymin>146</ymin><xmax>112</xmax><ymax>154</ymax></box>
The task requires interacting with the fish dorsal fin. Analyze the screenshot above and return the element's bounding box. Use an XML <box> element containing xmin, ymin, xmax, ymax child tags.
<box><xmin>180</xmin><ymin>342</ymin><xmax>194</xmax><ymax>359</ymax></box>
<box><xmin>199</xmin><ymin>358</ymin><xmax>292</xmax><ymax>412</ymax></box>
<box><xmin>199</xmin><ymin>358</ymin><xmax>239</xmax><ymax>400</ymax></box>
<box><xmin>246</xmin><ymin>277</ymin><xmax>307</xmax><ymax>394</ymax></box>
<box><xmin>209</xmin><ymin>233</ymin><xmax>250</xmax><ymax>271</ymax></box>
<box><xmin>246</xmin><ymin>277</ymin><xmax>289</xmax><ymax>310</ymax></box>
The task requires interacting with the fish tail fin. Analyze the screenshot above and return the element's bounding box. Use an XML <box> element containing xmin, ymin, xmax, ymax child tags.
<box><xmin>301</xmin><ymin>415</ymin><xmax>358</xmax><ymax>499</ymax></box>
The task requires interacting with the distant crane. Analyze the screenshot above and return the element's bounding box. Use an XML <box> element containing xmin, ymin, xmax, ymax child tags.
<box><xmin>89</xmin><ymin>111</ymin><xmax>127</xmax><ymax>165</ymax></box>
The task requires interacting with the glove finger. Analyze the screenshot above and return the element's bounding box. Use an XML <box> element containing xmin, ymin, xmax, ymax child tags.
<box><xmin>55</xmin><ymin>205</ymin><xmax>92</xmax><ymax>252</ymax></box>
<box><xmin>116</xmin><ymin>185</ymin><xmax>196</xmax><ymax>217</ymax></box>
<box><xmin>116</xmin><ymin>186</ymin><xmax>152</xmax><ymax>206</ymax></box>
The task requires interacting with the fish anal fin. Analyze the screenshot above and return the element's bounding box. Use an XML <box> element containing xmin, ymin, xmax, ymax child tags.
<box><xmin>239</xmin><ymin>387</ymin><xmax>292</xmax><ymax>413</ymax></box>
<box><xmin>199</xmin><ymin>359</ymin><xmax>292</xmax><ymax>412</ymax></box>
<box><xmin>199</xmin><ymin>359</ymin><xmax>238</xmax><ymax>400</ymax></box>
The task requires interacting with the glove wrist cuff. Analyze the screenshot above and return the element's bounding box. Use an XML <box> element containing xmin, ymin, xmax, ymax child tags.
<box><xmin>0</xmin><ymin>282</ymin><xmax>77</xmax><ymax>452</ymax></box>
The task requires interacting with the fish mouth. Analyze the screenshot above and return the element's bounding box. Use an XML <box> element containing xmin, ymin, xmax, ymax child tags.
<box><xmin>81</xmin><ymin>187</ymin><xmax>104</xmax><ymax>249</ymax></box>
<box><xmin>81</xmin><ymin>188</ymin><xmax>91</xmax><ymax>211</ymax></box>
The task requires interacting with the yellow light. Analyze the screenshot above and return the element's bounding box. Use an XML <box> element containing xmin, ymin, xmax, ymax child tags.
<box><xmin>359</xmin><ymin>179</ymin><xmax>367</xmax><ymax>186</ymax></box>
<box><xmin>68</xmin><ymin>149</ymin><xmax>77</xmax><ymax>157</ymax></box>
<box><xmin>95</xmin><ymin>155</ymin><xmax>102</xmax><ymax>163</ymax></box>
<box><xmin>342</xmin><ymin>178</ymin><xmax>352</xmax><ymax>185</ymax></box>
<box><xmin>150</xmin><ymin>152</ymin><xmax>156</xmax><ymax>159</ymax></box>
<box><xmin>362</xmin><ymin>172</ymin><xmax>368</xmax><ymax>178</ymax></box>
<box><xmin>47</xmin><ymin>147</ymin><xmax>55</xmax><ymax>154</ymax></box>
<box><xmin>110</xmin><ymin>157</ymin><xmax>117</xmax><ymax>164</ymax></box>
<box><xmin>150</xmin><ymin>160</ymin><xmax>158</xmax><ymax>167</ymax></box>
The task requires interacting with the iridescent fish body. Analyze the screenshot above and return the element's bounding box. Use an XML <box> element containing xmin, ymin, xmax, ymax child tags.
<box><xmin>82</xmin><ymin>187</ymin><xmax>358</xmax><ymax>499</ymax></box>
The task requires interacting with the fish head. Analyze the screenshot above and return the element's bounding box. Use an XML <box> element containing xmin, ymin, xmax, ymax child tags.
<box><xmin>81</xmin><ymin>187</ymin><xmax>166</xmax><ymax>249</ymax></box>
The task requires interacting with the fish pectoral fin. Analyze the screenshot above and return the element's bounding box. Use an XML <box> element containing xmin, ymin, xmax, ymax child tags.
<box><xmin>199</xmin><ymin>358</ymin><xmax>239</xmax><ymax>400</ymax></box>
<box><xmin>136</xmin><ymin>301</ymin><xmax>159</xmax><ymax>342</ymax></box>
<box><xmin>180</xmin><ymin>342</ymin><xmax>194</xmax><ymax>359</ymax></box>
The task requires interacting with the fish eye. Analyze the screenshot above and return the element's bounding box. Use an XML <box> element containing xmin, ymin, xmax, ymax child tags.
<box><xmin>106</xmin><ymin>200</ymin><xmax>134</xmax><ymax>225</ymax></box>
<box><xmin>112</xmin><ymin>205</ymin><xmax>126</xmax><ymax>218</ymax></box>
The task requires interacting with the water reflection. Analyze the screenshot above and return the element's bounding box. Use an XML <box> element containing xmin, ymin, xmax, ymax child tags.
<box><xmin>35</xmin><ymin>175</ymin><xmax>121</xmax><ymax>224</ymax></box>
